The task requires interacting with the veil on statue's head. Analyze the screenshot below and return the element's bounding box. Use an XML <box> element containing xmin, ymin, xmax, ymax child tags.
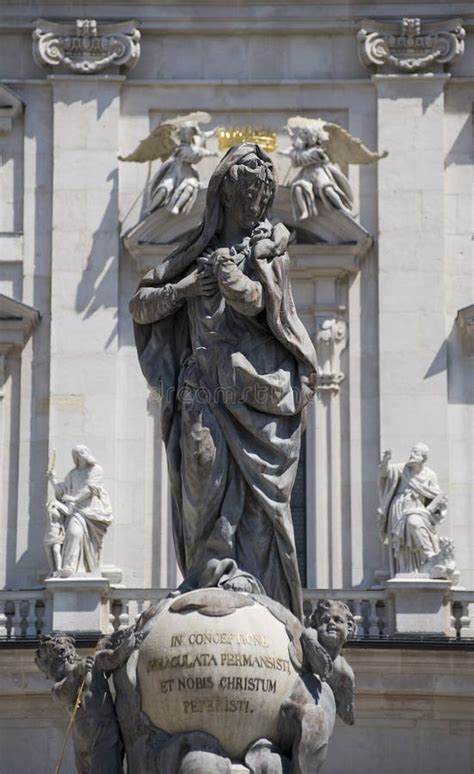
<box><xmin>143</xmin><ymin>143</ymin><xmax>277</xmax><ymax>287</ymax></box>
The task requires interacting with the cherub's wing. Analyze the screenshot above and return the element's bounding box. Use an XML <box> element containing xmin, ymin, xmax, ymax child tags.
<box><xmin>328</xmin><ymin>655</ymin><xmax>355</xmax><ymax>725</ymax></box>
<box><xmin>119</xmin><ymin>111</ymin><xmax>212</xmax><ymax>163</ymax></box>
<box><xmin>324</xmin><ymin>122</ymin><xmax>388</xmax><ymax>166</ymax></box>
<box><xmin>119</xmin><ymin>123</ymin><xmax>178</xmax><ymax>163</ymax></box>
<box><xmin>300</xmin><ymin>628</ymin><xmax>333</xmax><ymax>682</ymax></box>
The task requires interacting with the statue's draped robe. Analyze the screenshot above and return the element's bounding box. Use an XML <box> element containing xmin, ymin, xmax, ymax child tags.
<box><xmin>130</xmin><ymin>144</ymin><xmax>317</xmax><ymax>620</ymax></box>
<box><xmin>56</xmin><ymin>464</ymin><xmax>113</xmax><ymax>574</ymax></box>
<box><xmin>378</xmin><ymin>462</ymin><xmax>443</xmax><ymax>574</ymax></box>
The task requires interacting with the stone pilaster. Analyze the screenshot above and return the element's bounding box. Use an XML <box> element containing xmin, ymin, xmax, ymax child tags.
<box><xmin>375</xmin><ymin>73</ymin><xmax>450</xmax><ymax>477</ymax></box>
<box><xmin>47</xmin><ymin>75</ymin><xmax>124</xmax><ymax>568</ymax></box>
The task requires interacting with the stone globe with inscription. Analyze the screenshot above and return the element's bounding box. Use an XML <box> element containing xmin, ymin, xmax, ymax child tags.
<box><xmin>137</xmin><ymin>588</ymin><xmax>303</xmax><ymax>760</ymax></box>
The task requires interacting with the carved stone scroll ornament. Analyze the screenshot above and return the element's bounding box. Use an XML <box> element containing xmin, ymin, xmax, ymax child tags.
<box><xmin>33</xmin><ymin>19</ymin><xmax>141</xmax><ymax>74</ymax></box>
<box><xmin>315</xmin><ymin>317</ymin><xmax>348</xmax><ymax>393</ymax></box>
<box><xmin>357</xmin><ymin>18</ymin><xmax>465</xmax><ymax>72</ymax></box>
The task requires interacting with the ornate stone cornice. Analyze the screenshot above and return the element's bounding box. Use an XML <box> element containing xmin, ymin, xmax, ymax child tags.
<box><xmin>0</xmin><ymin>85</ymin><xmax>23</xmax><ymax>135</ymax></box>
<box><xmin>32</xmin><ymin>19</ymin><xmax>141</xmax><ymax>75</ymax></box>
<box><xmin>315</xmin><ymin>317</ymin><xmax>348</xmax><ymax>394</ymax></box>
<box><xmin>0</xmin><ymin>295</ymin><xmax>40</xmax><ymax>398</ymax></box>
<box><xmin>0</xmin><ymin>294</ymin><xmax>40</xmax><ymax>352</ymax></box>
<box><xmin>357</xmin><ymin>18</ymin><xmax>465</xmax><ymax>73</ymax></box>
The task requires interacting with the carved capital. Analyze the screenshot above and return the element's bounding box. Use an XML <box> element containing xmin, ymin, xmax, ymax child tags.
<box><xmin>315</xmin><ymin>317</ymin><xmax>348</xmax><ymax>394</ymax></box>
<box><xmin>357</xmin><ymin>18</ymin><xmax>465</xmax><ymax>73</ymax></box>
<box><xmin>33</xmin><ymin>19</ymin><xmax>141</xmax><ymax>74</ymax></box>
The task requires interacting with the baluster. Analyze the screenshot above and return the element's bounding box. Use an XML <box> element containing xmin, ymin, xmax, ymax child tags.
<box><xmin>456</xmin><ymin>602</ymin><xmax>472</xmax><ymax>640</ymax></box>
<box><xmin>127</xmin><ymin>599</ymin><xmax>139</xmax><ymax>628</ymax></box>
<box><xmin>109</xmin><ymin>599</ymin><xmax>122</xmax><ymax>632</ymax></box>
<box><xmin>352</xmin><ymin>599</ymin><xmax>363</xmax><ymax>635</ymax></box>
<box><xmin>25</xmin><ymin>599</ymin><xmax>38</xmax><ymax>637</ymax></box>
<box><xmin>377</xmin><ymin>601</ymin><xmax>387</xmax><ymax>636</ymax></box>
<box><xmin>0</xmin><ymin>600</ymin><xmax>7</xmax><ymax>638</ymax></box>
<box><xmin>368</xmin><ymin>599</ymin><xmax>380</xmax><ymax>637</ymax></box>
<box><xmin>107</xmin><ymin>609</ymin><xmax>116</xmax><ymax>635</ymax></box>
<box><xmin>118</xmin><ymin>599</ymin><xmax>130</xmax><ymax>631</ymax></box>
<box><xmin>35</xmin><ymin>602</ymin><xmax>46</xmax><ymax>636</ymax></box>
<box><xmin>11</xmin><ymin>600</ymin><xmax>24</xmax><ymax>638</ymax></box>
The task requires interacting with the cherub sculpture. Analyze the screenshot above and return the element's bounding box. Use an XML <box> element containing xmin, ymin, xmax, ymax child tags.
<box><xmin>120</xmin><ymin>111</ymin><xmax>218</xmax><ymax>216</ymax></box>
<box><xmin>275</xmin><ymin>599</ymin><xmax>356</xmax><ymax>774</ymax></box>
<box><xmin>279</xmin><ymin>116</ymin><xmax>387</xmax><ymax>221</ymax></box>
<box><xmin>44</xmin><ymin>499</ymin><xmax>67</xmax><ymax>575</ymax></box>
<box><xmin>310</xmin><ymin>599</ymin><xmax>356</xmax><ymax>725</ymax></box>
<box><xmin>35</xmin><ymin>630</ymin><xmax>141</xmax><ymax>774</ymax></box>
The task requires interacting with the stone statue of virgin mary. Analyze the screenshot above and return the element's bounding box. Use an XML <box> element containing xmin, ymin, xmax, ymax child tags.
<box><xmin>130</xmin><ymin>143</ymin><xmax>317</xmax><ymax>620</ymax></box>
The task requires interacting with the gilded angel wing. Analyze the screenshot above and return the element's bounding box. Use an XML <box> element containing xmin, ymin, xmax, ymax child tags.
<box><xmin>323</xmin><ymin>122</ymin><xmax>388</xmax><ymax>166</ymax></box>
<box><xmin>119</xmin><ymin>111</ymin><xmax>212</xmax><ymax>163</ymax></box>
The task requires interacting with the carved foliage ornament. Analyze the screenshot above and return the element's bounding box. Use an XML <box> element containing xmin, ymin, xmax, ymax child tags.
<box><xmin>357</xmin><ymin>17</ymin><xmax>465</xmax><ymax>72</ymax></box>
<box><xmin>315</xmin><ymin>317</ymin><xmax>348</xmax><ymax>393</ymax></box>
<box><xmin>33</xmin><ymin>19</ymin><xmax>141</xmax><ymax>74</ymax></box>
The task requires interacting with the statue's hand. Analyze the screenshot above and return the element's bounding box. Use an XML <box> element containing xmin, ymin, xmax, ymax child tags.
<box><xmin>77</xmin><ymin>656</ymin><xmax>94</xmax><ymax>676</ymax></box>
<box><xmin>250</xmin><ymin>222</ymin><xmax>273</xmax><ymax>245</ymax></box>
<box><xmin>212</xmin><ymin>247</ymin><xmax>233</xmax><ymax>265</ymax></box>
<box><xmin>47</xmin><ymin>469</ymin><xmax>56</xmax><ymax>483</ymax></box>
<box><xmin>175</xmin><ymin>268</ymin><xmax>218</xmax><ymax>298</ymax></box>
<box><xmin>381</xmin><ymin>449</ymin><xmax>392</xmax><ymax>463</ymax></box>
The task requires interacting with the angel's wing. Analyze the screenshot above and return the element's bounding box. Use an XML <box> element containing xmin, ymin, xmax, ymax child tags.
<box><xmin>119</xmin><ymin>111</ymin><xmax>212</xmax><ymax>163</ymax></box>
<box><xmin>328</xmin><ymin>655</ymin><xmax>355</xmax><ymax>725</ymax></box>
<box><xmin>324</xmin><ymin>122</ymin><xmax>388</xmax><ymax>166</ymax></box>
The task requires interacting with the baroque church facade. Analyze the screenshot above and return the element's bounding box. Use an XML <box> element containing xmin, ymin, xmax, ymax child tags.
<box><xmin>0</xmin><ymin>2</ymin><xmax>473</xmax><ymax>772</ymax></box>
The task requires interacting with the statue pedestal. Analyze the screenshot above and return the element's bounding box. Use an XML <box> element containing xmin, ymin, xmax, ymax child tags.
<box><xmin>386</xmin><ymin>575</ymin><xmax>454</xmax><ymax>636</ymax></box>
<box><xmin>44</xmin><ymin>575</ymin><xmax>111</xmax><ymax>635</ymax></box>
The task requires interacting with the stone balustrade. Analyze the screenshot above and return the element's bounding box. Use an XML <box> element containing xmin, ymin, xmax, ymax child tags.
<box><xmin>0</xmin><ymin>590</ymin><xmax>47</xmax><ymax>638</ymax></box>
<box><xmin>0</xmin><ymin>586</ymin><xmax>471</xmax><ymax>640</ymax></box>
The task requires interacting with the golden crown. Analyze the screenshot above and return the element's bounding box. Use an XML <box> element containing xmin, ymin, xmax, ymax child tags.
<box><xmin>217</xmin><ymin>126</ymin><xmax>277</xmax><ymax>153</ymax></box>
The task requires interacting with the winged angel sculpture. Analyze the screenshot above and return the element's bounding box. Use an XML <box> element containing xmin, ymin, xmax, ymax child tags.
<box><xmin>280</xmin><ymin>116</ymin><xmax>387</xmax><ymax>221</ymax></box>
<box><xmin>120</xmin><ymin>111</ymin><xmax>218</xmax><ymax>216</ymax></box>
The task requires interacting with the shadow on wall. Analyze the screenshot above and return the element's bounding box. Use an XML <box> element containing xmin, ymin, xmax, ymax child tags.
<box><xmin>424</xmin><ymin>321</ymin><xmax>474</xmax><ymax>405</ymax></box>
<box><xmin>8</xmin><ymin>91</ymin><xmax>53</xmax><ymax>588</ymax></box>
<box><xmin>75</xmin><ymin>168</ymin><xmax>119</xmax><ymax>349</ymax></box>
<box><xmin>445</xmin><ymin>111</ymin><xmax>472</xmax><ymax>168</ymax></box>
<box><xmin>447</xmin><ymin>320</ymin><xmax>474</xmax><ymax>406</ymax></box>
<box><xmin>358</xmin><ymin>248</ymin><xmax>382</xmax><ymax>589</ymax></box>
